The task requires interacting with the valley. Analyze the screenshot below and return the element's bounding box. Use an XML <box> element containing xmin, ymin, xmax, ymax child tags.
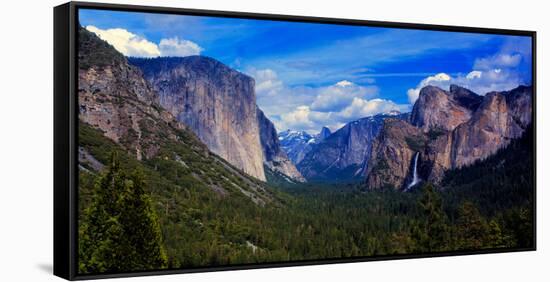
<box><xmin>76</xmin><ymin>25</ymin><xmax>534</xmax><ymax>274</ymax></box>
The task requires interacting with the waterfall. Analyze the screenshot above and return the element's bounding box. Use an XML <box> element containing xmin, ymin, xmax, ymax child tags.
<box><xmin>406</xmin><ymin>152</ymin><xmax>420</xmax><ymax>190</ymax></box>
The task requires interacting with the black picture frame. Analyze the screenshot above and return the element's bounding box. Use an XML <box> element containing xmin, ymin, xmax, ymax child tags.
<box><xmin>54</xmin><ymin>1</ymin><xmax>537</xmax><ymax>280</ymax></box>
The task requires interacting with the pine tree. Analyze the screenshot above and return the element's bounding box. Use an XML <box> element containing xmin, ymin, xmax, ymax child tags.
<box><xmin>118</xmin><ymin>168</ymin><xmax>168</xmax><ymax>270</ymax></box>
<box><xmin>79</xmin><ymin>152</ymin><xmax>127</xmax><ymax>273</ymax></box>
<box><xmin>455</xmin><ymin>201</ymin><xmax>489</xmax><ymax>250</ymax></box>
<box><xmin>79</xmin><ymin>152</ymin><xmax>167</xmax><ymax>273</ymax></box>
<box><xmin>413</xmin><ymin>183</ymin><xmax>450</xmax><ymax>252</ymax></box>
<box><xmin>487</xmin><ymin>219</ymin><xmax>507</xmax><ymax>248</ymax></box>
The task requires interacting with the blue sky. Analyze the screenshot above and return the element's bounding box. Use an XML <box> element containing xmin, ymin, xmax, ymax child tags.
<box><xmin>79</xmin><ymin>9</ymin><xmax>532</xmax><ymax>133</ymax></box>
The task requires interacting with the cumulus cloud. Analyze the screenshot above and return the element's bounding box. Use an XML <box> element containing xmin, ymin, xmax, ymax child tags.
<box><xmin>407</xmin><ymin>44</ymin><xmax>531</xmax><ymax>104</ymax></box>
<box><xmin>280</xmin><ymin>105</ymin><xmax>337</xmax><ymax>132</ymax></box>
<box><xmin>406</xmin><ymin>36</ymin><xmax>532</xmax><ymax>105</ymax></box>
<box><xmin>86</xmin><ymin>25</ymin><xmax>161</xmax><ymax>57</ymax></box>
<box><xmin>406</xmin><ymin>68</ymin><xmax>526</xmax><ymax>104</ymax></box>
<box><xmin>336</xmin><ymin>80</ymin><xmax>353</xmax><ymax>87</ymax></box>
<box><xmin>458</xmin><ymin>68</ymin><xmax>526</xmax><ymax>95</ymax></box>
<box><xmin>466</xmin><ymin>70</ymin><xmax>482</xmax><ymax>80</ymax></box>
<box><xmin>86</xmin><ymin>25</ymin><xmax>202</xmax><ymax>58</ymax></box>
<box><xmin>280</xmin><ymin>106</ymin><xmax>318</xmax><ymax>130</ymax></box>
<box><xmin>407</xmin><ymin>73</ymin><xmax>451</xmax><ymax>104</ymax></box>
<box><xmin>279</xmin><ymin>96</ymin><xmax>407</xmax><ymax>133</ymax></box>
<box><xmin>339</xmin><ymin>97</ymin><xmax>407</xmax><ymax>120</ymax></box>
<box><xmin>158</xmin><ymin>37</ymin><xmax>203</xmax><ymax>57</ymax></box>
<box><xmin>249</xmin><ymin>68</ymin><xmax>284</xmax><ymax>97</ymax></box>
<box><xmin>311</xmin><ymin>80</ymin><xmax>378</xmax><ymax>112</ymax></box>
<box><xmin>250</xmin><ymin>70</ymin><xmax>408</xmax><ymax>133</ymax></box>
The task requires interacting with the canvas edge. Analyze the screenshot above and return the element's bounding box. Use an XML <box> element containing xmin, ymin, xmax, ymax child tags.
<box><xmin>54</xmin><ymin>2</ymin><xmax>77</xmax><ymax>280</ymax></box>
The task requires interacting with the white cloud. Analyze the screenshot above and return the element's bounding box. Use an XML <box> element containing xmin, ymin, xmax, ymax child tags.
<box><xmin>86</xmin><ymin>25</ymin><xmax>160</xmax><ymax>57</ymax></box>
<box><xmin>407</xmin><ymin>73</ymin><xmax>451</xmax><ymax>104</ymax></box>
<box><xmin>466</xmin><ymin>70</ymin><xmax>482</xmax><ymax>80</ymax></box>
<box><xmin>311</xmin><ymin>80</ymin><xmax>379</xmax><ymax>111</ymax></box>
<box><xmin>249</xmin><ymin>68</ymin><xmax>284</xmax><ymax>97</ymax></box>
<box><xmin>86</xmin><ymin>25</ymin><xmax>203</xmax><ymax>58</ymax></box>
<box><xmin>159</xmin><ymin>37</ymin><xmax>202</xmax><ymax>57</ymax></box>
<box><xmin>280</xmin><ymin>106</ymin><xmax>317</xmax><ymax>130</ymax></box>
<box><xmin>339</xmin><ymin>97</ymin><xmax>406</xmax><ymax>120</ymax></box>
<box><xmin>425</xmin><ymin>73</ymin><xmax>451</xmax><ymax>83</ymax></box>
<box><xmin>407</xmin><ymin>68</ymin><xmax>526</xmax><ymax>104</ymax></box>
<box><xmin>279</xmin><ymin>105</ymin><xmax>338</xmax><ymax>133</ymax></box>
<box><xmin>407</xmin><ymin>45</ymin><xmax>530</xmax><ymax>104</ymax></box>
<box><xmin>335</xmin><ymin>80</ymin><xmax>353</xmax><ymax>87</ymax></box>
<box><xmin>250</xmin><ymin>70</ymin><xmax>407</xmax><ymax>133</ymax></box>
<box><xmin>473</xmin><ymin>53</ymin><xmax>522</xmax><ymax>70</ymax></box>
<box><xmin>278</xmin><ymin>97</ymin><xmax>407</xmax><ymax>133</ymax></box>
<box><xmin>455</xmin><ymin>68</ymin><xmax>524</xmax><ymax>95</ymax></box>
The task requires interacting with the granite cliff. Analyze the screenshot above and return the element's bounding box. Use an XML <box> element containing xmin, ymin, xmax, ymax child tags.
<box><xmin>410</xmin><ymin>85</ymin><xmax>482</xmax><ymax>132</ymax></box>
<box><xmin>366</xmin><ymin>119</ymin><xmax>426</xmax><ymax>189</ymax></box>
<box><xmin>129</xmin><ymin>56</ymin><xmax>266</xmax><ymax>181</ymax></box>
<box><xmin>366</xmin><ymin>85</ymin><xmax>532</xmax><ymax>189</ymax></box>
<box><xmin>78</xmin><ymin>27</ymin><xmax>274</xmax><ymax>205</ymax></box>
<box><xmin>450</xmin><ymin>85</ymin><xmax>532</xmax><ymax>168</ymax></box>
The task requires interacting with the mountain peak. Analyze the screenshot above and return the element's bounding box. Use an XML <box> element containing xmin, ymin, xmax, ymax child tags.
<box><xmin>449</xmin><ymin>84</ymin><xmax>464</xmax><ymax>93</ymax></box>
<box><xmin>411</xmin><ymin>85</ymin><xmax>474</xmax><ymax>131</ymax></box>
<box><xmin>78</xmin><ymin>27</ymin><xmax>126</xmax><ymax>69</ymax></box>
<box><xmin>278</xmin><ymin>130</ymin><xmax>315</xmax><ymax>164</ymax></box>
<box><xmin>129</xmin><ymin>55</ymin><xmax>254</xmax><ymax>84</ymax></box>
<box><xmin>448</xmin><ymin>84</ymin><xmax>483</xmax><ymax>111</ymax></box>
<box><xmin>319</xmin><ymin>126</ymin><xmax>332</xmax><ymax>140</ymax></box>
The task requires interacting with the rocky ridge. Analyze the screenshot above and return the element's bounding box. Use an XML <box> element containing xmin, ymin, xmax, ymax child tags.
<box><xmin>366</xmin><ymin>84</ymin><xmax>532</xmax><ymax>189</ymax></box>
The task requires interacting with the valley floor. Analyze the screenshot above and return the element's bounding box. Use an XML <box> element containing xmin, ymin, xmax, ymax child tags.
<box><xmin>77</xmin><ymin>124</ymin><xmax>534</xmax><ymax>274</ymax></box>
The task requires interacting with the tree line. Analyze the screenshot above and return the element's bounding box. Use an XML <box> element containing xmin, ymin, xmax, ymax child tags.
<box><xmin>77</xmin><ymin>126</ymin><xmax>533</xmax><ymax>273</ymax></box>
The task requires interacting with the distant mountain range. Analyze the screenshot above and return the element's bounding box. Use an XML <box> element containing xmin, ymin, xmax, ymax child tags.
<box><xmin>278</xmin><ymin>128</ymin><xmax>323</xmax><ymax>165</ymax></box>
<box><xmin>293</xmin><ymin>112</ymin><xmax>409</xmax><ymax>183</ymax></box>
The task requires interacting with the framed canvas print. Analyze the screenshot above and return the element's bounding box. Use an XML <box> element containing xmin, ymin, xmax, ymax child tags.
<box><xmin>54</xmin><ymin>1</ymin><xmax>536</xmax><ymax>280</ymax></box>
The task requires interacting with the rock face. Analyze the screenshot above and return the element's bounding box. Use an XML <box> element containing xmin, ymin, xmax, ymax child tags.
<box><xmin>257</xmin><ymin>108</ymin><xmax>305</xmax><ymax>182</ymax></box>
<box><xmin>423</xmin><ymin>131</ymin><xmax>454</xmax><ymax>183</ymax></box>
<box><xmin>450</xmin><ymin>86</ymin><xmax>532</xmax><ymax>168</ymax></box>
<box><xmin>365</xmin><ymin>85</ymin><xmax>532</xmax><ymax>189</ymax></box>
<box><xmin>78</xmin><ymin>27</ymin><xmax>274</xmax><ymax>204</ymax></box>
<box><xmin>410</xmin><ymin>85</ymin><xmax>482</xmax><ymax>132</ymax></box>
<box><xmin>318</xmin><ymin>127</ymin><xmax>332</xmax><ymax>141</ymax></box>
<box><xmin>298</xmin><ymin>113</ymin><xmax>408</xmax><ymax>182</ymax></box>
<box><xmin>505</xmin><ymin>85</ymin><xmax>533</xmax><ymax>128</ymax></box>
<box><xmin>449</xmin><ymin>84</ymin><xmax>484</xmax><ymax>110</ymax></box>
<box><xmin>366</xmin><ymin>119</ymin><xmax>426</xmax><ymax>189</ymax></box>
<box><xmin>129</xmin><ymin>56</ymin><xmax>266</xmax><ymax>181</ymax></box>
<box><xmin>78</xmin><ymin>28</ymin><xmax>184</xmax><ymax>161</ymax></box>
